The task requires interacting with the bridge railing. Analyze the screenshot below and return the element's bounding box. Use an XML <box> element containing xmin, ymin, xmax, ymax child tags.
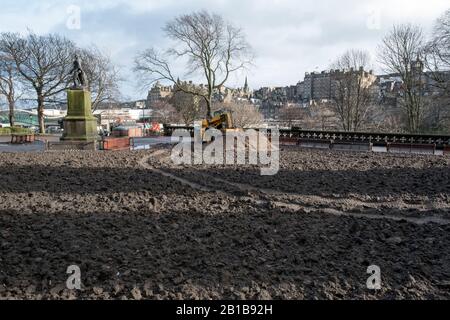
<box><xmin>162</xmin><ymin>126</ymin><xmax>450</xmax><ymax>147</ymax></box>
<box><xmin>277</xmin><ymin>129</ymin><xmax>450</xmax><ymax>146</ymax></box>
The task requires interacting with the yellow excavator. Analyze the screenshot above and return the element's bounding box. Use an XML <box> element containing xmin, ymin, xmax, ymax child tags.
<box><xmin>200</xmin><ymin>109</ymin><xmax>240</xmax><ymax>142</ymax></box>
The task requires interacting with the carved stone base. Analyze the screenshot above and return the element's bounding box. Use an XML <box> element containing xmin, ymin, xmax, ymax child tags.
<box><xmin>61</xmin><ymin>118</ymin><xmax>98</xmax><ymax>141</ymax></box>
<box><xmin>61</xmin><ymin>89</ymin><xmax>98</xmax><ymax>142</ymax></box>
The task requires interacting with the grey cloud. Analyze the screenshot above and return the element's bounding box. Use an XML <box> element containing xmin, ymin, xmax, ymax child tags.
<box><xmin>2</xmin><ymin>0</ymin><xmax>444</xmax><ymax>99</ymax></box>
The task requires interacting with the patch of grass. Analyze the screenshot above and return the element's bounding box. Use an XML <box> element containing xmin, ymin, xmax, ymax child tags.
<box><xmin>0</xmin><ymin>127</ymin><xmax>34</xmax><ymax>136</ymax></box>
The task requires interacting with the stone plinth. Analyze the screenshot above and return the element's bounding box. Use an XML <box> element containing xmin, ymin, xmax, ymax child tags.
<box><xmin>61</xmin><ymin>89</ymin><xmax>98</xmax><ymax>142</ymax></box>
<box><xmin>48</xmin><ymin>141</ymin><xmax>97</xmax><ymax>151</ymax></box>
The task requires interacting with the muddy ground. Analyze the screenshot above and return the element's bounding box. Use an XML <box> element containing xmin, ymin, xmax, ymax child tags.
<box><xmin>0</xmin><ymin>147</ymin><xmax>449</xmax><ymax>300</ymax></box>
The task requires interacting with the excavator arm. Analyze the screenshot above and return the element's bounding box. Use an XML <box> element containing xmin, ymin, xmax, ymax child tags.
<box><xmin>200</xmin><ymin>110</ymin><xmax>236</xmax><ymax>142</ymax></box>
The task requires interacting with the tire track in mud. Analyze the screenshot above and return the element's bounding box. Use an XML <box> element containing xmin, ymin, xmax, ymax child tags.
<box><xmin>138</xmin><ymin>151</ymin><xmax>450</xmax><ymax>226</ymax></box>
<box><xmin>138</xmin><ymin>153</ymin><xmax>214</xmax><ymax>192</ymax></box>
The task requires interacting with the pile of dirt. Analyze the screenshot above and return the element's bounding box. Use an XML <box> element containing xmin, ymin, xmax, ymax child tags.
<box><xmin>0</xmin><ymin>148</ymin><xmax>449</xmax><ymax>299</ymax></box>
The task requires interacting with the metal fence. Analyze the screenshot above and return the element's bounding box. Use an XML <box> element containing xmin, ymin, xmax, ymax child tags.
<box><xmin>163</xmin><ymin>126</ymin><xmax>450</xmax><ymax>147</ymax></box>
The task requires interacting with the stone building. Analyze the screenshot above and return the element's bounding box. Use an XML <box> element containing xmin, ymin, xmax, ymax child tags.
<box><xmin>303</xmin><ymin>71</ymin><xmax>333</xmax><ymax>101</ymax></box>
<box><xmin>217</xmin><ymin>77</ymin><xmax>252</xmax><ymax>102</ymax></box>
<box><xmin>376</xmin><ymin>58</ymin><xmax>449</xmax><ymax>107</ymax></box>
<box><xmin>285</xmin><ymin>85</ymin><xmax>300</xmax><ymax>102</ymax></box>
<box><xmin>234</xmin><ymin>77</ymin><xmax>252</xmax><ymax>100</ymax></box>
<box><xmin>146</xmin><ymin>82</ymin><xmax>174</xmax><ymax>107</ymax></box>
<box><xmin>252</xmin><ymin>86</ymin><xmax>289</xmax><ymax>119</ymax></box>
<box><xmin>253</xmin><ymin>67</ymin><xmax>378</xmax><ymax>120</ymax></box>
<box><xmin>146</xmin><ymin>78</ymin><xmax>253</xmax><ymax>107</ymax></box>
<box><xmin>301</xmin><ymin>67</ymin><xmax>377</xmax><ymax>103</ymax></box>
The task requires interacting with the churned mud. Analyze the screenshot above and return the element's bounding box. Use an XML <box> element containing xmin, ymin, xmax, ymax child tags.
<box><xmin>0</xmin><ymin>147</ymin><xmax>449</xmax><ymax>299</ymax></box>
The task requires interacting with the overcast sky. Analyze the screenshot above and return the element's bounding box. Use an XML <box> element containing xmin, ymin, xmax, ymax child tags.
<box><xmin>0</xmin><ymin>0</ymin><xmax>448</xmax><ymax>100</ymax></box>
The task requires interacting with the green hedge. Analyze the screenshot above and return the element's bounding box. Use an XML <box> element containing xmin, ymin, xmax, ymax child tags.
<box><xmin>0</xmin><ymin>127</ymin><xmax>34</xmax><ymax>136</ymax></box>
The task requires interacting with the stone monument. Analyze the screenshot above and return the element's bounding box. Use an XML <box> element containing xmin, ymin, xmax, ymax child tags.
<box><xmin>59</xmin><ymin>55</ymin><xmax>98</xmax><ymax>148</ymax></box>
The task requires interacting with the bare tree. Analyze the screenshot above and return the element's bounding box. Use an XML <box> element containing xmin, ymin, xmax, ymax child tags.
<box><xmin>0</xmin><ymin>32</ymin><xmax>75</xmax><ymax>133</ymax></box>
<box><xmin>427</xmin><ymin>9</ymin><xmax>450</xmax><ymax>71</ymax></box>
<box><xmin>423</xmin><ymin>9</ymin><xmax>450</xmax><ymax>133</ymax></box>
<box><xmin>378</xmin><ymin>24</ymin><xmax>426</xmax><ymax>133</ymax></box>
<box><xmin>0</xmin><ymin>51</ymin><xmax>23</xmax><ymax>127</ymax></box>
<box><xmin>78</xmin><ymin>47</ymin><xmax>121</xmax><ymax>111</ymax></box>
<box><xmin>422</xmin><ymin>97</ymin><xmax>450</xmax><ymax>132</ymax></box>
<box><xmin>305</xmin><ymin>101</ymin><xmax>339</xmax><ymax>130</ymax></box>
<box><xmin>134</xmin><ymin>10</ymin><xmax>253</xmax><ymax>119</ymax></box>
<box><xmin>278</xmin><ymin>104</ymin><xmax>306</xmax><ymax>128</ymax></box>
<box><xmin>373</xmin><ymin>112</ymin><xmax>404</xmax><ymax>132</ymax></box>
<box><xmin>151</xmin><ymin>99</ymin><xmax>180</xmax><ymax>124</ymax></box>
<box><xmin>330</xmin><ymin>49</ymin><xmax>375</xmax><ymax>131</ymax></box>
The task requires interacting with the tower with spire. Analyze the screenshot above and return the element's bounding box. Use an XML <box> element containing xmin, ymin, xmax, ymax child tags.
<box><xmin>411</xmin><ymin>54</ymin><xmax>424</xmax><ymax>75</ymax></box>
<box><xmin>243</xmin><ymin>76</ymin><xmax>249</xmax><ymax>93</ymax></box>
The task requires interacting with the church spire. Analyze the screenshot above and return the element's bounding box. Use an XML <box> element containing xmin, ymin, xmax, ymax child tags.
<box><xmin>244</xmin><ymin>76</ymin><xmax>249</xmax><ymax>92</ymax></box>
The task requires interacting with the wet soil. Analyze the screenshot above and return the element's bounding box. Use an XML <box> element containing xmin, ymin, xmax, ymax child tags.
<box><xmin>0</xmin><ymin>147</ymin><xmax>449</xmax><ymax>299</ymax></box>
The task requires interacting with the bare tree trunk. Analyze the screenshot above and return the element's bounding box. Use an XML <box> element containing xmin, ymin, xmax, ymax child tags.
<box><xmin>38</xmin><ymin>95</ymin><xmax>45</xmax><ymax>134</ymax></box>
<box><xmin>207</xmin><ymin>94</ymin><xmax>213</xmax><ymax>119</ymax></box>
<box><xmin>8</xmin><ymin>98</ymin><xmax>15</xmax><ymax>127</ymax></box>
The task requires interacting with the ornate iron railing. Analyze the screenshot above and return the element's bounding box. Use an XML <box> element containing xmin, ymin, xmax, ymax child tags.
<box><xmin>163</xmin><ymin>125</ymin><xmax>450</xmax><ymax>147</ymax></box>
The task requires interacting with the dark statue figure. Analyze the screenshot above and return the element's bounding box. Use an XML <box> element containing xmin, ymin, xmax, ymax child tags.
<box><xmin>69</xmin><ymin>55</ymin><xmax>88</xmax><ymax>89</ymax></box>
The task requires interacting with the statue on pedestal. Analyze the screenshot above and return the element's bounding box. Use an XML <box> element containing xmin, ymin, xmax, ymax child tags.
<box><xmin>69</xmin><ymin>55</ymin><xmax>89</xmax><ymax>90</ymax></box>
<box><xmin>60</xmin><ymin>55</ymin><xmax>98</xmax><ymax>143</ymax></box>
